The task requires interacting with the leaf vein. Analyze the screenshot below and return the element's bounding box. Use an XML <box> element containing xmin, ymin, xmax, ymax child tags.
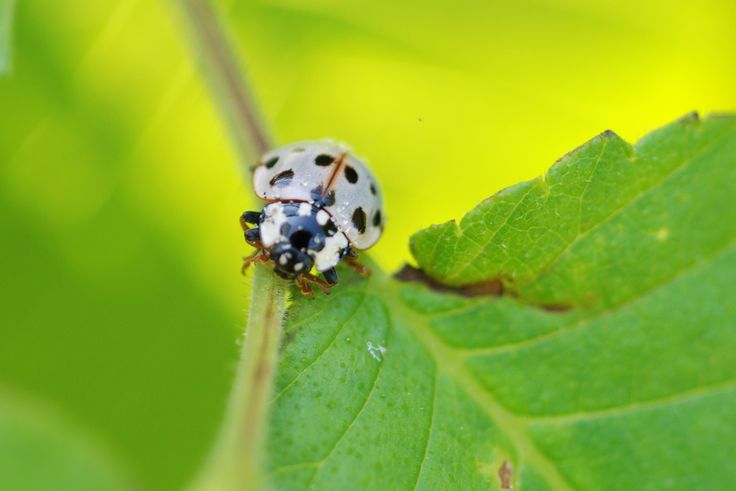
<box><xmin>386</xmin><ymin>290</ymin><xmax>575</xmax><ymax>491</ymax></box>
<box><xmin>462</xmin><ymin>236</ymin><xmax>736</xmax><ymax>357</ymax></box>
<box><xmin>305</xmin><ymin>311</ymin><xmax>390</xmax><ymax>489</ymax></box>
<box><xmin>412</xmin><ymin>365</ymin><xmax>438</xmax><ymax>491</ymax></box>
<box><xmin>523</xmin><ymin>120</ymin><xmax>736</xmax><ymax>289</ymax></box>
<box><xmin>526</xmin><ymin>377</ymin><xmax>736</xmax><ymax>426</ymax></box>
<box><xmin>445</xmin><ymin>181</ymin><xmax>539</xmax><ymax>282</ymax></box>
<box><xmin>576</xmin><ymin>137</ymin><xmax>610</xmax><ymax>235</ymax></box>
<box><xmin>272</xmin><ymin>288</ymin><xmax>369</xmax><ymax>403</ymax></box>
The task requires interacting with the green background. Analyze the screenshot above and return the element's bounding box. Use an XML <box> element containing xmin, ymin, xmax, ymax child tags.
<box><xmin>0</xmin><ymin>0</ymin><xmax>734</xmax><ymax>489</ymax></box>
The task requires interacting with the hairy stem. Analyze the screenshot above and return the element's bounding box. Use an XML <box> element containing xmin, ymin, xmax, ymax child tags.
<box><xmin>193</xmin><ymin>267</ymin><xmax>287</xmax><ymax>491</ymax></box>
<box><xmin>179</xmin><ymin>1</ymin><xmax>286</xmax><ymax>490</ymax></box>
<box><xmin>180</xmin><ymin>0</ymin><xmax>271</xmax><ymax>167</ymax></box>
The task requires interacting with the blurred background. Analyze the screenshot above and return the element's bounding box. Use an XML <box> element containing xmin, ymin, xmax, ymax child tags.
<box><xmin>0</xmin><ymin>0</ymin><xmax>734</xmax><ymax>489</ymax></box>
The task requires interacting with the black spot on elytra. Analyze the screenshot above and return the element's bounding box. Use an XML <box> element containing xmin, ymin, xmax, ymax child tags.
<box><xmin>373</xmin><ymin>209</ymin><xmax>382</xmax><ymax>227</ymax></box>
<box><xmin>370</xmin><ymin>183</ymin><xmax>377</xmax><ymax>195</ymax></box>
<box><xmin>280</xmin><ymin>222</ymin><xmax>291</xmax><ymax>236</ymax></box>
<box><xmin>315</xmin><ymin>154</ymin><xmax>335</xmax><ymax>166</ymax></box>
<box><xmin>270</xmin><ymin>169</ymin><xmax>294</xmax><ymax>187</ymax></box>
<box><xmin>352</xmin><ymin>207</ymin><xmax>367</xmax><ymax>234</ymax></box>
<box><xmin>344</xmin><ymin>165</ymin><xmax>358</xmax><ymax>183</ymax></box>
<box><xmin>264</xmin><ymin>156</ymin><xmax>279</xmax><ymax>169</ymax></box>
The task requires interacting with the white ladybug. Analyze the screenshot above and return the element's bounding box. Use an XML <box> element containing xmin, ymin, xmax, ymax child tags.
<box><xmin>240</xmin><ymin>141</ymin><xmax>384</xmax><ymax>296</ymax></box>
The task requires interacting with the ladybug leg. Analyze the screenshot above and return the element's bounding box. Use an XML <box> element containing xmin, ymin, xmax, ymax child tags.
<box><xmin>241</xmin><ymin>250</ymin><xmax>269</xmax><ymax>275</ymax></box>
<box><xmin>294</xmin><ymin>276</ymin><xmax>315</xmax><ymax>298</ymax></box>
<box><xmin>299</xmin><ymin>273</ymin><xmax>332</xmax><ymax>296</ymax></box>
<box><xmin>245</xmin><ymin>228</ymin><xmax>262</xmax><ymax>247</ymax></box>
<box><xmin>344</xmin><ymin>254</ymin><xmax>371</xmax><ymax>277</ymax></box>
<box><xmin>322</xmin><ymin>267</ymin><xmax>338</xmax><ymax>285</ymax></box>
<box><xmin>241</xmin><ymin>211</ymin><xmax>263</xmax><ymax>248</ymax></box>
<box><xmin>240</xmin><ymin>211</ymin><xmax>261</xmax><ymax>228</ymax></box>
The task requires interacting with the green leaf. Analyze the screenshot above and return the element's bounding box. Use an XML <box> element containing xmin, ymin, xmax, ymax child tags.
<box><xmin>0</xmin><ymin>4</ymin><xmax>243</xmax><ymax>489</ymax></box>
<box><xmin>264</xmin><ymin>114</ymin><xmax>736</xmax><ymax>490</ymax></box>
<box><xmin>0</xmin><ymin>0</ymin><xmax>14</xmax><ymax>75</ymax></box>
<box><xmin>0</xmin><ymin>391</ymin><xmax>134</xmax><ymax>491</ymax></box>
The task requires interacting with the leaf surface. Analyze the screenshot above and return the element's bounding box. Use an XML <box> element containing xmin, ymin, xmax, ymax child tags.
<box><xmin>265</xmin><ymin>114</ymin><xmax>736</xmax><ymax>490</ymax></box>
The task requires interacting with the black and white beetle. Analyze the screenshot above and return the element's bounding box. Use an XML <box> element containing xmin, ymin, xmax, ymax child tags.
<box><xmin>240</xmin><ymin>141</ymin><xmax>384</xmax><ymax>296</ymax></box>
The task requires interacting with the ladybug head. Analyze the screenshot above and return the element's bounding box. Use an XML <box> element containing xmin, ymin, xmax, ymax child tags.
<box><xmin>270</xmin><ymin>242</ymin><xmax>314</xmax><ymax>279</ymax></box>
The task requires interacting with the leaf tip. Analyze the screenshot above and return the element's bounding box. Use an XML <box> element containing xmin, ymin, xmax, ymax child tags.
<box><xmin>597</xmin><ymin>129</ymin><xmax>630</xmax><ymax>149</ymax></box>
<box><xmin>677</xmin><ymin>111</ymin><xmax>701</xmax><ymax>126</ymax></box>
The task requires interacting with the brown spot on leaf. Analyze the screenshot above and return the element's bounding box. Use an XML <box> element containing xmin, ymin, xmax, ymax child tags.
<box><xmin>539</xmin><ymin>302</ymin><xmax>573</xmax><ymax>312</ymax></box>
<box><xmin>498</xmin><ymin>460</ymin><xmax>513</xmax><ymax>490</ymax></box>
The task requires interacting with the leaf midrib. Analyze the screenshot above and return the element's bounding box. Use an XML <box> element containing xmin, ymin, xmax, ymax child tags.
<box><xmin>376</xmin><ymin>276</ymin><xmax>575</xmax><ymax>491</ymax></box>
<box><xmin>375</xmin><ymin>236</ymin><xmax>736</xmax><ymax>489</ymax></box>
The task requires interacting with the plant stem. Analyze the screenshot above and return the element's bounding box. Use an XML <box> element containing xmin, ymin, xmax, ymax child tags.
<box><xmin>179</xmin><ymin>1</ymin><xmax>286</xmax><ymax>490</ymax></box>
<box><xmin>180</xmin><ymin>0</ymin><xmax>271</xmax><ymax>168</ymax></box>
<box><xmin>193</xmin><ymin>267</ymin><xmax>287</xmax><ymax>491</ymax></box>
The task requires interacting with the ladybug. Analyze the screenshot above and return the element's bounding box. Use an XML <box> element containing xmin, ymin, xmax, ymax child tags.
<box><xmin>240</xmin><ymin>141</ymin><xmax>384</xmax><ymax>296</ymax></box>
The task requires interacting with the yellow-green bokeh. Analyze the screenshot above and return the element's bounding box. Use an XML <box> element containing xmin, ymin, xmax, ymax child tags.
<box><xmin>1</xmin><ymin>0</ymin><xmax>734</xmax><ymax>489</ymax></box>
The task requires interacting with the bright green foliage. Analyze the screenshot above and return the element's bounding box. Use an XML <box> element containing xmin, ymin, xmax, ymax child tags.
<box><xmin>267</xmin><ymin>115</ymin><xmax>736</xmax><ymax>490</ymax></box>
<box><xmin>0</xmin><ymin>0</ymin><xmax>14</xmax><ymax>74</ymax></box>
<box><xmin>0</xmin><ymin>4</ymin><xmax>241</xmax><ymax>490</ymax></box>
<box><xmin>0</xmin><ymin>393</ymin><xmax>133</xmax><ymax>491</ymax></box>
<box><xmin>2</xmin><ymin>1</ymin><xmax>736</xmax><ymax>489</ymax></box>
